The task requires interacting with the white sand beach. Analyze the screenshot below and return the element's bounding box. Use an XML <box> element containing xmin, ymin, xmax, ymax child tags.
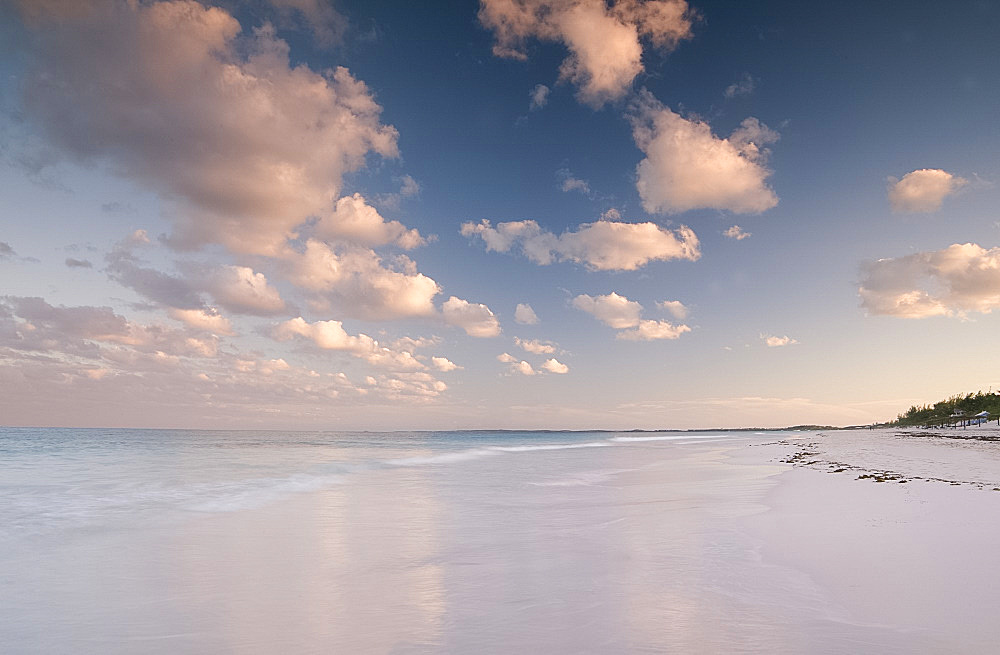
<box><xmin>3</xmin><ymin>427</ymin><xmax>1000</xmax><ymax>653</ymax></box>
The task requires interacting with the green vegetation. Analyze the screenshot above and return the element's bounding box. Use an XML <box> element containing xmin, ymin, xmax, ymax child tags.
<box><xmin>891</xmin><ymin>390</ymin><xmax>1000</xmax><ymax>427</ymax></box>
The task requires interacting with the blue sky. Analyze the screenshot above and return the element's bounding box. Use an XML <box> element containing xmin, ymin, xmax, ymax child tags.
<box><xmin>2</xmin><ymin>0</ymin><xmax>999</xmax><ymax>429</ymax></box>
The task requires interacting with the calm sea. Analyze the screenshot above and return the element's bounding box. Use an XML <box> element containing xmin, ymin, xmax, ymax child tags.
<box><xmin>0</xmin><ymin>427</ymin><xmax>914</xmax><ymax>653</ymax></box>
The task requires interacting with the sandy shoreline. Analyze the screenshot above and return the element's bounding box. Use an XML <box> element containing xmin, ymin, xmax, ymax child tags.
<box><xmin>741</xmin><ymin>429</ymin><xmax>1000</xmax><ymax>652</ymax></box>
<box><xmin>4</xmin><ymin>428</ymin><xmax>1000</xmax><ymax>653</ymax></box>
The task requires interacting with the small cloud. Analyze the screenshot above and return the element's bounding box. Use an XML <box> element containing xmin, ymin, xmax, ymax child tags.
<box><xmin>514</xmin><ymin>303</ymin><xmax>539</xmax><ymax>325</ymax></box>
<box><xmin>617</xmin><ymin>319</ymin><xmax>690</xmax><ymax>341</ymax></box>
<box><xmin>398</xmin><ymin>175</ymin><xmax>420</xmax><ymax>198</ymax></box>
<box><xmin>657</xmin><ymin>300</ymin><xmax>688</xmax><ymax>320</ymax></box>
<box><xmin>541</xmin><ymin>358</ymin><xmax>569</xmax><ymax>374</ymax></box>
<box><xmin>888</xmin><ymin>169</ymin><xmax>967</xmax><ymax>213</ymax></box>
<box><xmin>431</xmin><ymin>356</ymin><xmax>462</xmax><ymax>372</ymax></box>
<box><xmin>463</xmin><ymin>217</ymin><xmax>700</xmax><ymax>271</ymax></box>
<box><xmin>497</xmin><ymin>352</ymin><xmax>517</xmax><ymax>363</ymax></box>
<box><xmin>442</xmin><ymin>296</ymin><xmax>501</xmax><ymax>338</ymax></box>
<box><xmin>630</xmin><ymin>92</ymin><xmax>779</xmax><ymax>215</ymax></box>
<box><xmin>557</xmin><ymin>168</ymin><xmax>591</xmax><ymax>194</ymax></box>
<box><xmin>513</xmin><ymin>360</ymin><xmax>537</xmax><ymax>376</ymax></box>
<box><xmin>515</xmin><ymin>337</ymin><xmax>556</xmax><ymax>354</ymax></box>
<box><xmin>0</xmin><ymin>242</ymin><xmax>15</xmax><ymax>260</ymax></box>
<box><xmin>761</xmin><ymin>334</ymin><xmax>798</xmax><ymax>347</ymax></box>
<box><xmin>723</xmin><ymin>225</ymin><xmax>751</xmax><ymax>240</ymax></box>
<box><xmin>724</xmin><ymin>73</ymin><xmax>756</xmax><ymax>99</ymax></box>
<box><xmin>572</xmin><ymin>292</ymin><xmax>641</xmax><ymax>328</ymax></box>
<box><xmin>529</xmin><ymin>84</ymin><xmax>550</xmax><ymax>111</ymax></box>
<box><xmin>65</xmin><ymin>258</ymin><xmax>93</xmax><ymax>268</ymax></box>
<box><xmin>859</xmin><ymin>242</ymin><xmax>1000</xmax><ymax>319</ymax></box>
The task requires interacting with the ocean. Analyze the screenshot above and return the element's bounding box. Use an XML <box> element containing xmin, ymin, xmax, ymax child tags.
<box><xmin>0</xmin><ymin>427</ymin><xmax>989</xmax><ymax>653</ymax></box>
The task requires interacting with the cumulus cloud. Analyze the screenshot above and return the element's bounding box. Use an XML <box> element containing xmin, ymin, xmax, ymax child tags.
<box><xmin>272</xmin><ymin>316</ymin><xmax>427</xmax><ymax>370</ymax></box>
<box><xmin>199</xmin><ymin>265</ymin><xmax>287</xmax><ymax>316</ymax></box>
<box><xmin>168</xmin><ymin>307</ymin><xmax>234</xmax><ymax>335</ymax></box>
<box><xmin>617</xmin><ymin>319</ymin><xmax>690</xmax><ymax>340</ymax></box>
<box><xmin>105</xmin><ymin>240</ymin><xmax>287</xmax><ymax>317</ymax></box>
<box><xmin>574</xmin><ymin>291</ymin><xmax>689</xmax><ymax>340</ymax></box>
<box><xmin>282</xmin><ymin>240</ymin><xmax>440</xmax><ymax>320</ymax></box>
<box><xmin>105</xmin><ymin>248</ymin><xmax>204</xmax><ymax>311</ymax></box>
<box><xmin>15</xmin><ymin>0</ymin><xmax>398</xmax><ymax>256</ymax></box>
<box><xmin>571</xmin><ymin>292</ymin><xmax>642</xmax><ymax>328</ymax></box>
<box><xmin>541</xmin><ymin>358</ymin><xmax>569</xmax><ymax>374</ymax></box>
<box><xmin>497</xmin><ymin>352</ymin><xmax>517</xmax><ymax>363</ymax></box>
<box><xmin>441</xmin><ymin>296</ymin><xmax>502</xmax><ymax>338</ymax></box>
<box><xmin>887</xmin><ymin>169</ymin><xmax>968</xmax><ymax>213</ymax></box>
<box><xmin>514</xmin><ymin>303</ymin><xmax>539</xmax><ymax>325</ymax></box>
<box><xmin>314</xmin><ymin>193</ymin><xmax>425</xmax><ymax>249</ymax></box>
<box><xmin>480</xmin><ymin>0</ymin><xmax>694</xmax><ymax>107</ymax></box>
<box><xmin>1</xmin><ymin>296</ymin><xmax>219</xmax><ymax>359</ymax></box>
<box><xmin>630</xmin><ymin>92</ymin><xmax>779</xmax><ymax>214</ymax></box>
<box><xmin>461</xmin><ymin>217</ymin><xmax>699</xmax><ymax>270</ymax></box>
<box><xmin>761</xmin><ymin>334</ymin><xmax>797</xmax><ymax>347</ymax></box>
<box><xmin>723</xmin><ymin>225</ymin><xmax>751</xmax><ymax>240</ymax></box>
<box><xmin>515</xmin><ymin>337</ymin><xmax>556</xmax><ymax>354</ymax></box>
<box><xmin>657</xmin><ymin>299</ymin><xmax>688</xmax><ymax>320</ymax></box>
<box><xmin>529</xmin><ymin>83</ymin><xmax>550</xmax><ymax>110</ymax></box>
<box><xmin>513</xmin><ymin>360</ymin><xmax>537</xmax><ymax>375</ymax></box>
<box><xmin>859</xmin><ymin>243</ymin><xmax>1000</xmax><ymax>318</ymax></box>
<box><xmin>431</xmin><ymin>356</ymin><xmax>462</xmax><ymax>372</ymax></box>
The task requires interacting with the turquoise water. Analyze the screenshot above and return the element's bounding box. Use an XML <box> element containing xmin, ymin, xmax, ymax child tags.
<box><xmin>0</xmin><ymin>427</ymin><xmax>915</xmax><ymax>653</ymax></box>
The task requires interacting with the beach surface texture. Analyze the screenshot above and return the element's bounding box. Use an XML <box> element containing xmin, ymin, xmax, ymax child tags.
<box><xmin>2</xmin><ymin>426</ymin><xmax>999</xmax><ymax>653</ymax></box>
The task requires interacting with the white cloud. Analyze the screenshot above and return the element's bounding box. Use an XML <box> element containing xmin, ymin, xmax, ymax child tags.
<box><xmin>888</xmin><ymin>169</ymin><xmax>968</xmax><ymax>213</ymax></box>
<box><xmin>723</xmin><ymin>225</ymin><xmax>751</xmax><ymax>240</ymax></box>
<box><xmin>630</xmin><ymin>92</ymin><xmax>779</xmax><ymax>214</ymax></box>
<box><xmin>273</xmin><ymin>316</ymin><xmax>376</xmax><ymax>354</ymax></box>
<box><xmin>497</xmin><ymin>352</ymin><xmax>517</xmax><ymax>363</ymax></box>
<box><xmin>859</xmin><ymin>243</ymin><xmax>1000</xmax><ymax>318</ymax></box>
<box><xmin>201</xmin><ymin>266</ymin><xmax>287</xmax><ymax>316</ymax></box>
<box><xmin>515</xmin><ymin>337</ymin><xmax>556</xmax><ymax>354</ymax></box>
<box><xmin>514</xmin><ymin>303</ymin><xmax>539</xmax><ymax>325</ymax></box>
<box><xmin>16</xmin><ymin>0</ymin><xmax>398</xmax><ymax>256</ymax></box>
<box><xmin>1</xmin><ymin>296</ymin><xmax>219</xmax><ymax>359</ymax></box>
<box><xmin>441</xmin><ymin>296</ymin><xmax>502</xmax><ymax>338</ymax></box>
<box><xmin>431</xmin><ymin>356</ymin><xmax>461</xmax><ymax>372</ymax></box>
<box><xmin>282</xmin><ymin>240</ymin><xmax>440</xmax><ymax>320</ymax></box>
<box><xmin>541</xmin><ymin>358</ymin><xmax>569</xmax><ymax>374</ymax></box>
<box><xmin>724</xmin><ymin>73</ymin><xmax>755</xmax><ymax>99</ymax></box>
<box><xmin>314</xmin><ymin>193</ymin><xmax>425</xmax><ymax>249</ymax></box>
<box><xmin>272</xmin><ymin>316</ymin><xmax>426</xmax><ymax>370</ymax></box>
<box><xmin>761</xmin><ymin>334</ymin><xmax>798</xmax><ymax>347</ymax></box>
<box><xmin>572</xmin><ymin>292</ymin><xmax>642</xmax><ymax>328</ymax></box>
<box><xmin>461</xmin><ymin>218</ymin><xmax>699</xmax><ymax>270</ymax></box>
<box><xmin>529</xmin><ymin>83</ymin><xmax>550</xmax><ymax>110</ymax></box>
<box><xmin>167</xmin><ymin>308</ymin><xmax>234</xmax><ymax>335</ymax></box>
<box><xmin>480</xmin><ymin>0</ymin><xmax>694</xmax><ymax>107</ymax></box>
<box><xmin>657</xmin><ymin>299</ymin><xmax>688</xmax><ymax>320</ymax></box>
<box><xmin>574</xmin><ymin>292</ymin><xmax>690</xmax><ymax>340</ymax></box>
<box><xmin>513</xmin><ymin>360</ymin><xmax>537</xmax><ymax>376</ymax></box>
<box><xmin>617</xmin><ymin>319</ymin><xmax>690</xmax><ymax>340</ymax></box>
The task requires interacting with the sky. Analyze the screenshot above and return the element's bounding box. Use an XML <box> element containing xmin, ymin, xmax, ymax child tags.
<box><xmin>1</xmin><ymin>0</ymin><xmax>1000</xmax><ymax>430</ymax></box>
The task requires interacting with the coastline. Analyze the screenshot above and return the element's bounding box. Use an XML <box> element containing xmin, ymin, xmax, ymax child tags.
<box><xmin>739</xmin><ymin>430</ymin><xmax>1000</xmax><ymax>651</ymax></box>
